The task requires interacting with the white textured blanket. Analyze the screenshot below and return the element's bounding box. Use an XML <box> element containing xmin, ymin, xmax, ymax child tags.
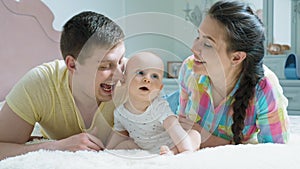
<box><xmin>1</xmin><ymin>134</ymin><xmax>300</xmax><ymax>169</ymax></box>
<box><xmin>1</xmin><ymin>102</ymin><xmax>299</xmax><ymax>169</ymax></box>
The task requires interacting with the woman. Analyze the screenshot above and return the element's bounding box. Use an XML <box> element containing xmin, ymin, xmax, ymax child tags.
<box><xmin>175</xmin><ymin>1</ymin><xmax>289</xmax><ymax>147</ymax></box>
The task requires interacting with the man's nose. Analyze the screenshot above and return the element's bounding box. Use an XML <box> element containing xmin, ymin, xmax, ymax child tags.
<box><xmin>113</xmin><ymin>66</ymin><xmax>124</xmax><ymax>81</ymax></box>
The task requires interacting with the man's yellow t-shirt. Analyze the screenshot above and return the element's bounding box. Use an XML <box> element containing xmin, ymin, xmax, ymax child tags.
<box><xmin>6</xmin><ymin>60</ymin><xmax>115</xmax><ymax>143</ymax></box>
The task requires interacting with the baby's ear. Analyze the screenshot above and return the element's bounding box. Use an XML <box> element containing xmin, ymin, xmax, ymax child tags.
<box><xmin>160</xmin><ymin>84</ymin><xmax>164</xmax><ymax>90</ymax></box>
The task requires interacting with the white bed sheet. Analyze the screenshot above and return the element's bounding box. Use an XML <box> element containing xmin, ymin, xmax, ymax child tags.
<box><xmin>0</xmin><ymin>115</ymin><xmax>299</xmax><ymax>169</ymax></box>
<box><xmin>289</xmin><ymin>115</ymin><xmax>300</xmax><ymax>134</ymax></box>
<box><xmin>0</xmin><ymin>136</ymin><xmax>299</xmax><ymax>169</ymax></box>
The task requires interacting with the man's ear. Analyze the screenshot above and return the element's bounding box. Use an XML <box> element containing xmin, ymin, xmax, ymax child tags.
<box><xmin>120</xmin><ymin>74</ymin><xmax>126</xmax><ymax>85</ymax></box>
<box><xmin>231</xmin><ymin>51</ymin><xmax>246</xmax><ymax>66</ymax></box>
<box><xmin>65</xmin><ymin>55</ymin><xmax>76</xmax><ymax>73</ymax></box>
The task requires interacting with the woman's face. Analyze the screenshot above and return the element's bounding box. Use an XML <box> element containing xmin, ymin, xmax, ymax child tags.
<box><xmin>191</xmin><ymin>16</ymin><xmax>232</xmax><ymax>78</ymax></box>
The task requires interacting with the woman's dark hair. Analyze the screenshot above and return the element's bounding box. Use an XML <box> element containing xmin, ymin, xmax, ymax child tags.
<box><xmin>208</xmin><ymin>1</ymin><xmax>265</xmax><ymax>144</ymax></box>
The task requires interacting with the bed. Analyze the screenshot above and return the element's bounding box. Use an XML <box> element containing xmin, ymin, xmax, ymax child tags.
<box><xmin>0</xmin><ymin>0</ymin><xmax>61</xmax><ymax>101</ymax></box>
<box><xmin>0</xmin><ymin>0</ymin><xmax>300</xmax><ymax>168</ymax></box>
<box><xmin>0</xmin><ymin>127</ymin><xmax>299</xmax><ymax>169</ymax></box>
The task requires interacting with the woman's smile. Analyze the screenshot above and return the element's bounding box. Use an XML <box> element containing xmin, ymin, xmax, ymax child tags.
<box><xmin>194</xmin><ymin>57</ymin><xmax>206</xmax><ymax>65</ymax></box>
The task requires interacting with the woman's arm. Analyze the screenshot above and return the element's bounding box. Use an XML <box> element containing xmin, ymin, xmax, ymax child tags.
<box><xmin>256</xmin><ymin>68</ymin><xmax>289</xmax><ymax>143</ymax></box>
<box><xmin>178</xmin><ymin>115</ymin><xmax>230</xmax><ymax>148</ymax></box>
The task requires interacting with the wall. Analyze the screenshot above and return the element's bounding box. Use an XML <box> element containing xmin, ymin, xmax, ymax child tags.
<box><xmin>41</xmin><ymin>0</ymin><xmax>202</xmax><ymax>74</ymax></box>
<box><xmin>40</xmin><ymin>0</ymin><xmax>291</xmax><ymax>72</ymax></box>
<box><xmin>41</xmin><ymin>0</ymin><xmax>126</xmax><ymax>31</ymax></box>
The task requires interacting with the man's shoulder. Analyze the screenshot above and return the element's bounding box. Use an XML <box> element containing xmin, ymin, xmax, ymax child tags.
<box><xmin>31</xmin><ymin>59</ymin><xmax>67</xmax><ymax>82</ymax></box>
<box><xmin>101</xmin><ymin>100</ymin><xmax>117</xmax><ymax>115</ymax></box>
<box><xmin>37</xmin><ymin>59</ymin><xmax>66</xmax><ymax>73</ymax></box>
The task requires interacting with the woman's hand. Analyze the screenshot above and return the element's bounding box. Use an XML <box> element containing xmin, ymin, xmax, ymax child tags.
<box><xmin>178</xmin><ymin>115</ymin><xmax>230</xmax><ymax>148</ymax></box>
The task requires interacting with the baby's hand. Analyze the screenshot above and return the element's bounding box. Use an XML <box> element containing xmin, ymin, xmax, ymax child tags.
<box><xmin>159</xmin><ymin>145</ymin><xmax>174</xmax><ymax>155</ymax></box>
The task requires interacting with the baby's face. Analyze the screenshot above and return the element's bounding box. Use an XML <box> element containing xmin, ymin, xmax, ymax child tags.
<box><xmin>125</xmin><ymin>52</ymin><xmax>164</xmax><ymax>102</ymax></box>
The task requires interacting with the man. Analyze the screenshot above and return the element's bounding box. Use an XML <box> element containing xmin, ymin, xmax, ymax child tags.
<box><xmin>0</xmin><ymin>11</ymin><xmax>126</xmax><ymax>160</ymax></box>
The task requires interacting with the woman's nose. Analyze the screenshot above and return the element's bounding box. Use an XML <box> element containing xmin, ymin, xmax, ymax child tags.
<box><xmin>191</xmin><ymin>48</ymin><xmax>201</xmax><ymax>58</ymax></box>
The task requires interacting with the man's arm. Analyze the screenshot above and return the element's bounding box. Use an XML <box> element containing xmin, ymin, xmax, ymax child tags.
<box><xmin>0</xmin><ymin>103</ymin><xmax>103</xmax><ymax>160</ymax></box>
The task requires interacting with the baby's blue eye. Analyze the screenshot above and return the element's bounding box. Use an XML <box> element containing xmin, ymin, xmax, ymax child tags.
<box><xmin>151</xmin><ymin>73</ymin><xmax>159</xmax><ymax>79</ymax></box>
<box><xmin>136</xmin><ymin>71</ymin><xmax>144</xmax><ymax>76</ymax></box>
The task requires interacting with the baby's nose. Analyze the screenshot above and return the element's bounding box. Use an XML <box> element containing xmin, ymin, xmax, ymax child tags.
<box><xmin>143</xmin><ymin>78</ymin><xmax>150</xmax><ymax>83</ymax></box>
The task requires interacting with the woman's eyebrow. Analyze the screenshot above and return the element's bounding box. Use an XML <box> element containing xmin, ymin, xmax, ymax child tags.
<box><xmin>203</xmin><ymin>35</ymin><xmax>216</xmax><ymax>44</ymax></box>
<box><xmin>198</xmin><ymin>29</ymin><xmax>216</xmax><ymax>44</ymax></box>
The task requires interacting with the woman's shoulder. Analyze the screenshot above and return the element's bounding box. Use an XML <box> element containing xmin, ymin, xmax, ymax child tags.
<box><xmin>263</xmin><ymin>65</ymin><xmax>279</xmax><ymax>81</ymax></box>
<box><xmin>258</xmin><ymin>65</ymin><xmax>281</xmax><ymax>89</ymax></box>
<box><xmin>255</xmin><ymin>65</ymin><xmax>286</xmax><ymax>100</ymax></box>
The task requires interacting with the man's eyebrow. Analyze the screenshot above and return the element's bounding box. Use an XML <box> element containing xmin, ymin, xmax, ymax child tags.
<box><xmin>99</xmin><ymin>60</ymin><xmax>110</xmax><ymax>63</ymax></box>
<box><xmin>100</xmin><ymin>55</ymin><xmax>124</xmax><ymax>63</ymax></box>
<box><xmin>101</xmin><ymin>57</ymin><xmax>119</xmax><ymax>62</ymax></box>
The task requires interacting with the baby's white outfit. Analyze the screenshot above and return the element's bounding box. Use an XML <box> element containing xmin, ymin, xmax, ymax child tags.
<box><xmin>114</xmin><ymin>97</ymin><xmax>176</xmax><ymax>153</ymax></box>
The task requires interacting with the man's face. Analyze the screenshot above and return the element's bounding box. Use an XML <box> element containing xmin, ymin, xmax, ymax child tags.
<box><xmin>73</xmin><ymin>42</ymin><xmax>126</xmax><ymax>104</ymax></box>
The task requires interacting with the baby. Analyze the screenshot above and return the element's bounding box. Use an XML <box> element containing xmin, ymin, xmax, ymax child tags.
<box><xmin>108</xmin><ymin>52</ymin><xmax>201</xmax><ymax>155</ymax></box>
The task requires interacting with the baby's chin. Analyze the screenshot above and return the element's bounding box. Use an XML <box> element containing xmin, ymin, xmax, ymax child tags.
<box><xmin>149</xmin><ymin>90</ymin><xmax>161</xmax><ymax>99</ymax></box>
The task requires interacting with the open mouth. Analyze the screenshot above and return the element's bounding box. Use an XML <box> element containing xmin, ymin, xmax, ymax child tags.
<box><xmin>194</xmin><ymin>57</ymin><xmax>206</xmax><ymax>64</ymax></box>
<box><xmin>100</xmin><ymin>82</ymin><xmax>115</xmax><ymax>93</ymax></box>
<box><xmin>139</xmin><ymin>86</ymin><xmax>149</xmax><ymax>91</ymax></box>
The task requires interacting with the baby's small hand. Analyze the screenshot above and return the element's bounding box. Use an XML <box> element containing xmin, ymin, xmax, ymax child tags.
<box><xmin>159</xmin><ymin>145</ymin><xmax>174</xmax><ymax>155</ymax></box>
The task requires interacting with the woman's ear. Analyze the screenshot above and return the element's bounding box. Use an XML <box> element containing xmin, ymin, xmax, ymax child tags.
<box><xmin>231</xmin><ymin>51</ymin><xmax>246</xmax><ymax>66</ymax></box>
<box><xmin>65</xmin><ymin>55</ymin><xmax>76</xmax><ymax>73</ymax></box>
